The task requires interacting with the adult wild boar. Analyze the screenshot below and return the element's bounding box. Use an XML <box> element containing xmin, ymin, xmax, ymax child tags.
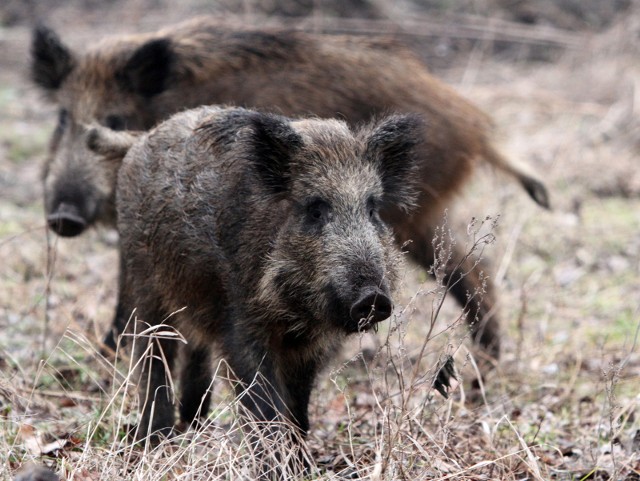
<box><xmin>115</xmin><ymin>106</ymin><xmax>422</xmax><ymax>446</ymax></box>
<box><xmin>32</xmin><ymin>17</ymin><xmax>550</xmax><ymax>359</ymax></box>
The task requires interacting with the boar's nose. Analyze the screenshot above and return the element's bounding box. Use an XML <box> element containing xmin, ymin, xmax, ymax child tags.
<box><xmin>47</xmin><ymin>203</ymin><xmax>88</xmax><ymax>237</ymax></box>
<box><xmin>350</xmin><ymin>287</ymin><xmax>393</xmax><ymax>328</ymax></box>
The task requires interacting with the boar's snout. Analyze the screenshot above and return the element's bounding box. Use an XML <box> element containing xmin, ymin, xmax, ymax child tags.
<box><xmin>350</xmin><ymin>287</ymin><xmax>393</xmax><ymax>331</ymax></box>
<box><xmin>46</xmin><ymin>202</ymin><xmax>88</xmax><ymax>237</ymax></box>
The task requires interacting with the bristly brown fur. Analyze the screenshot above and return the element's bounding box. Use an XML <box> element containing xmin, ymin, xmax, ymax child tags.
<box><xmin>115</xmin><ymin>106</ymin><xmax>422</xmax><ymax>463</ymax></box>
<box><xmin>32</xmin><ymin>16</ymin><xmax>551</xmax><ymax>359</ymax></box>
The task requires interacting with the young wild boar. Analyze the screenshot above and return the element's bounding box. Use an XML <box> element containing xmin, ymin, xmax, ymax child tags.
<box><xmin>115</xmin><ymin>106</ymin><xmax>422</xmax><ymax>447</ymax></box>
<box><xmin>32</xmin><ymin>17</ymin><xmax>550</xmax><ymax>360</ymax></box>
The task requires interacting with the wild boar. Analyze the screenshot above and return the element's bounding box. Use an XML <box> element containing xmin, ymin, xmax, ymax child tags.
<box><xmin>32</xmin><ymin>17</ymin><xmax>550</xmax><ymax>359</ymax></box>
<box><xmin>114</xmin><ymin>106</ymin><xmax>422</xmax><ymax>447</ymax></box>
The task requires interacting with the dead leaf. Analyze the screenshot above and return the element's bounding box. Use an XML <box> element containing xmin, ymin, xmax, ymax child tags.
<box><xmin>17</xmin><ymin>424</ymin><xmax>68</xmax><ymax>456</ymax></box>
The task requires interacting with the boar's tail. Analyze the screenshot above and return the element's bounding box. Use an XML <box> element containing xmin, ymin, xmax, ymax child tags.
<box><xmin>483</xmin><ymin>143</ymin><xmax>550</xmax><ymax>209</ymax></box>
<box><xmin>86</xmin><ymin>125</ymin><xmax>141</xmax><ymax>160</ymax></box>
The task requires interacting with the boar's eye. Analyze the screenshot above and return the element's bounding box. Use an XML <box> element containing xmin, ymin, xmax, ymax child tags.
<box><xmin>367</xmin><ymin>196</ymin><xmax>380</xmax><ymax>221</ymax></box>
<box><xmin>306</xmin><ymin>198</ymin><xmax>330</xmax><ymax>224</ymax></box>
<box><xmin>57</xmin><ymin>108</ymin><xmax>69</xmax><ymax>130</ymax></box>
<box><xmin>104</xmin><ymin>114</ymin><xmax>127</xmax><ymax>131</ymax></box>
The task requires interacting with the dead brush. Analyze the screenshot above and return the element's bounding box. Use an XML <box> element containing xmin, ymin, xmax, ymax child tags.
<box><xmin>311</xmin><ymin>215</ymin><xmax>509</xmax><ymax>479</ymax></box>
<box><xmin>5</xmin><ymin>216</ymin><xmax>505</xmax><ymax>480</ymax></box>
<box><xmin>13</xmin><ymin>215</ymin><xmax>638</xmax><ymax>481</ymax></box>
<box><xmin>4</xmin><ymin>215</ymin><xmax>514</xmax><ymax>480</ymax></box>
<box><xmin>2</xmin><ymin>322</ymin><xmax>314</xmax><ymax>480</ymax></box>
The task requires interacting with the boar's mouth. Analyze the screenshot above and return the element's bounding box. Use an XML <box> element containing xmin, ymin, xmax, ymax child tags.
<box><xmin>46</xmin><ymin>202</ymin><xmax>88</xmax><ymax>237</ymax></box>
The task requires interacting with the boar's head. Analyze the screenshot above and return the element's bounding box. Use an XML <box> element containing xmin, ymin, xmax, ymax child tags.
<box><xmin>32</xmin><ymin>25</ymin><xmax>175</xmax><ymax>236</ymax></box>
<box><xmin>246</xmin><ymin>112</ymin><xmax>424</xmax><ymax>335</ymax></box>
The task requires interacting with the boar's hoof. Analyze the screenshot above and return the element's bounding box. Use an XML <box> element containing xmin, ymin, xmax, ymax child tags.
<box><xmin>350</xmin><ymin>288</ymin><xmax>393</xmax><ymax>330</ymax></box>
<box><xmin>47</xmin><ymin>204</ymin><xmax>87</xmax><ymax>237</ymax></box>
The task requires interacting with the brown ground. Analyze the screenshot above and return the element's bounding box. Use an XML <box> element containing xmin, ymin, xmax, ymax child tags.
<box><xmin>1</xmin><ymin>2</ymin><xmax>639</xmax><ymax>480</ymax></box>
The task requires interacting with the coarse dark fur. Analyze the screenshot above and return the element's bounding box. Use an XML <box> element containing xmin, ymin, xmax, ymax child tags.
<box><xmin>32</xmin><ymin>17</ymin><xmax>551</xmax><ymax>360</ymax></box>
<box><xmin>116</xmin><ymin>106</ymin><xmax>422</xmax><ymax>450</ymax></box>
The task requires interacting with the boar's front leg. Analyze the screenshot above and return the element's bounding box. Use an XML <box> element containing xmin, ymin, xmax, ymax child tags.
<box><xmin>179</xmin><ymin>344</ymin><xmax>213</xmax><ymax>426</ymax></box>
<box><xmin>224</xmin><ymin>331</ymin><xmax>316</xmax><ymax>476</ymax></box>
<box><xmin>280</xmin><ymin>359</ymin><xmax>320</xmax><ymax>437</ymax></box>
<box><xmin>224</xmin><ymin>333</ymin><xmax>319</xmax><ymax>435</ymax></box>
<box><xmin>226</xmin><ymin>344</ymin><xmax>287</xmax><ymax>427</ymax></box>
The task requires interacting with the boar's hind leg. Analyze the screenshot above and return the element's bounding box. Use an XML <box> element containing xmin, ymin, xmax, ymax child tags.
<box><xmin>179</xmin><ymin>344</ymin><xmax>213</xmax><ymax>426</ymax></box>
<box><xmin>102</xmin><ymin>297</ymin><xmax>130</xmax><ymax>354</ymax></box>
<box><xmin>102</xmin><ymin>255</ymin><xmax>130</xmax><ymax>354</ymax></box>
<box><xmin>134</xmin><ymin>308</ymin><xmax>179</xmax><ymax>443</ymax></box>
<box><xmin>102</xmin><ymin>307</ymin><xmax>125</xmax><ymax>353</ymax></box>
<box><xmin>403</xmin><ymin>223</ymin><xmax>501</xmax><ymax>361</ymax></box>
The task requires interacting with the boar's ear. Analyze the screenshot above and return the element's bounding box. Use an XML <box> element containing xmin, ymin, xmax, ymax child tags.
<box><xmin>365</xmin><ymin>114</ymin><xmax>424</xmax><ymax>212</ymax></box>
<box><xmin>117</xmin><ymin>38</ymin><xmax>174</xmax><ymax>98</ymax></box>
<box><xmin>31</xmin><ymin>24</ymin><xmax>75</xmax><ymax>92</ymax></box>
<box><xmin>248</xmin><ymin>113</ymin><xmax>304</xmax><ymax>196</ymax></box>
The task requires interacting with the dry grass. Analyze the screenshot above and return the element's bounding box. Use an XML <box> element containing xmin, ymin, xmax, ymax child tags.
<box><xmin>2</xmin><ymin>2</ymin><xmax>640</xmax><ymax>480</ymax></box>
